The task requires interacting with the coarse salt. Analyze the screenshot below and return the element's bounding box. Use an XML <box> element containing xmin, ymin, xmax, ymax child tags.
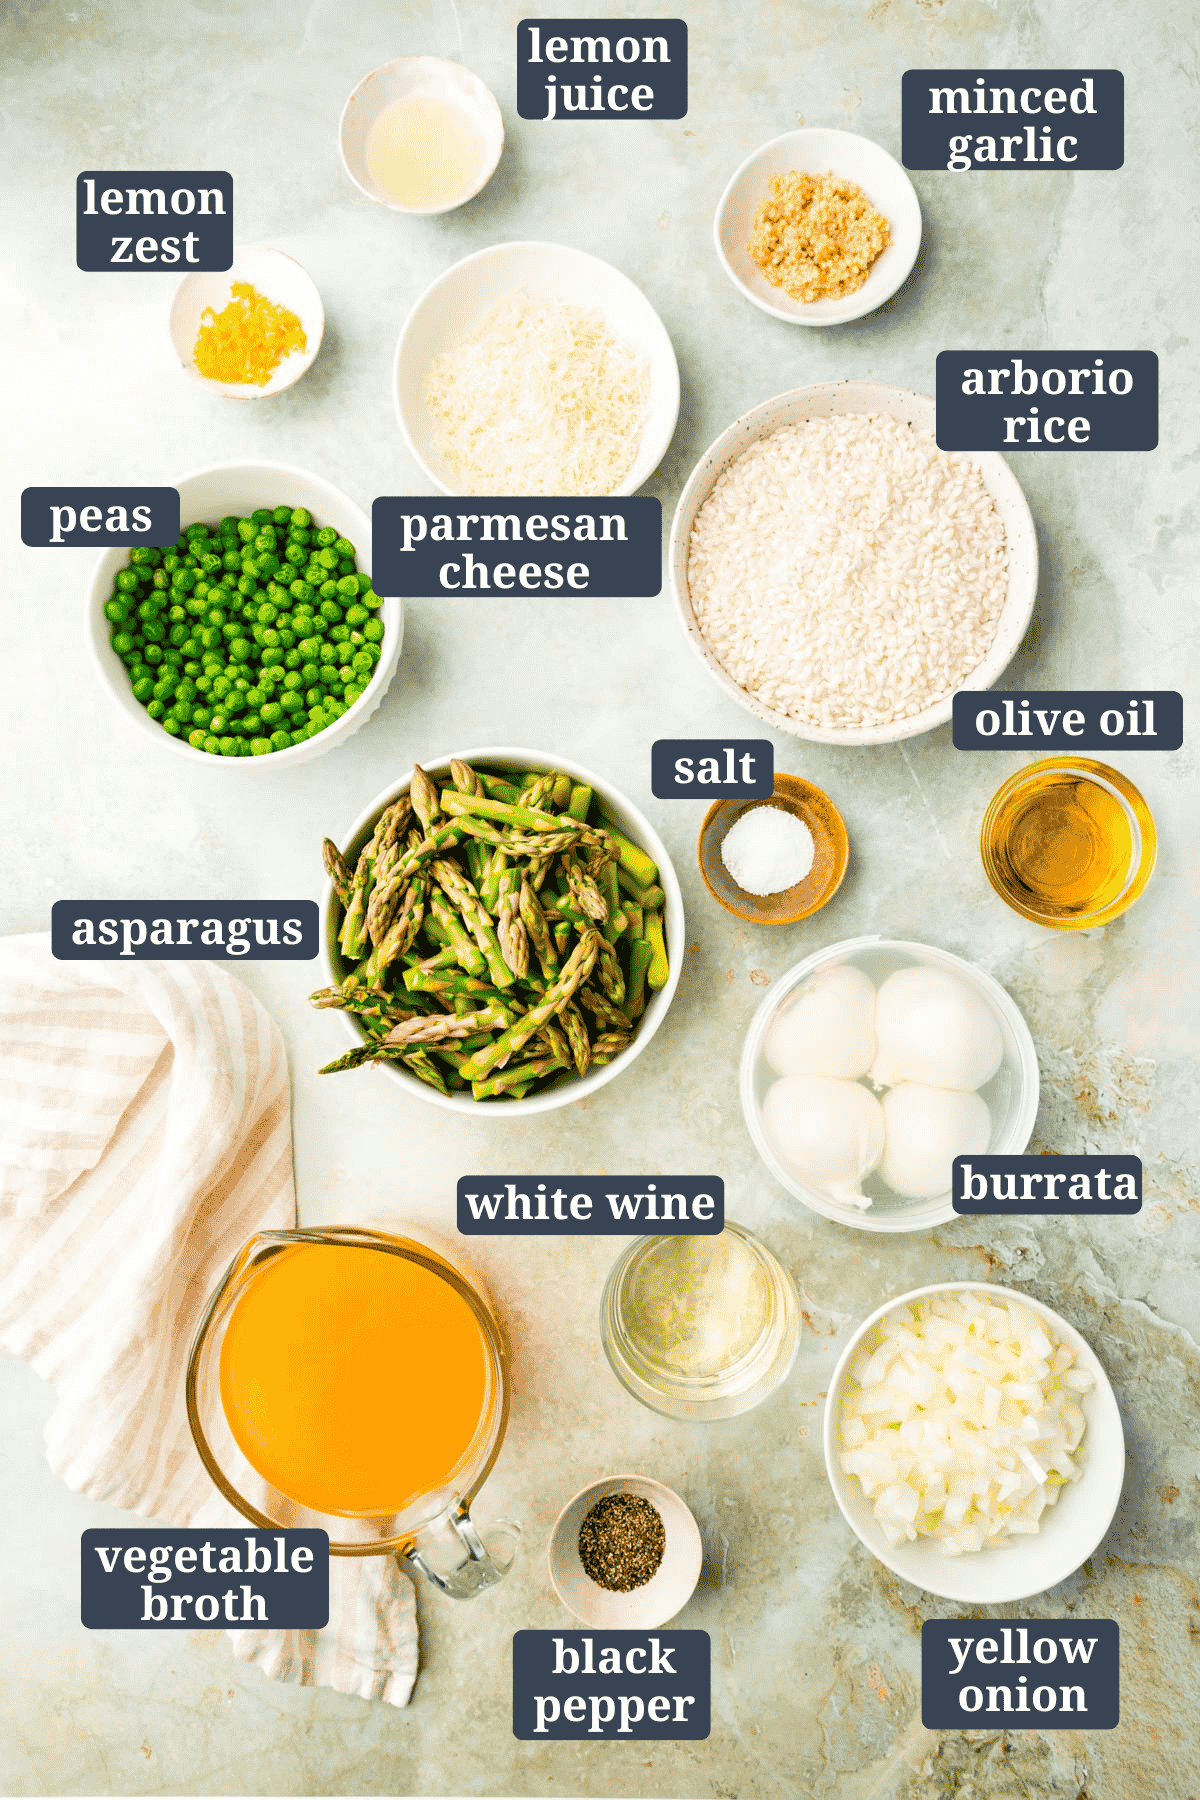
<box><xmin>721</xmin><ymin>805</ymin><xmax>815</xmax><ymax>895</ymax></box>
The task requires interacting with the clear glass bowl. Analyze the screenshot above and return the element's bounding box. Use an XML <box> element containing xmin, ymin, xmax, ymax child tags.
<box><xmin>980</xmin><ymin>756</ymin><xmax>1157</xmax><ymax>929</ymax></box>
<box><xmin>600</xmin><ymin>1223</ymin><xmax>801</xmax><ymax>1420</ymax></box>
<box><xmin>740</xmin><ymin>937</ymin><xmax>1040</xmax><ymax>1234</ymax></box>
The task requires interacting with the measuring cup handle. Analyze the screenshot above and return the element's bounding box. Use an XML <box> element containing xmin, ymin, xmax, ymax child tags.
<box><xmin>406</xmin><ymin>1508</ymin><xmax>521</xmax><ymax>1599</ymax></box>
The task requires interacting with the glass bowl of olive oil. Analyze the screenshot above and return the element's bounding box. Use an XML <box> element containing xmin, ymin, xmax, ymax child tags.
<box><xmin>980</xmin><ymin>756</ymin><xmax>1156</xmax><ymax>929</ymax></box>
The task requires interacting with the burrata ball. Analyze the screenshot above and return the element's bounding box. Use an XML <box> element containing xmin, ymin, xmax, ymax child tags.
<box><xmin>763</xmin><ymin>964</ymin><xmax>877</xmax><ymax>1080</ymax></box>
<box><xmin>871</xmin><ymin>965</ymin><xmax>1004</xmax><ymax>1091</ymax></box>
<box><xmin>761</xmin><ymin>1074</ymin><xmax>885</xmax><ymax>1210</ymax></box>
<box><xmin>879</xmin><ymin>1083</ymin><xmax>992</xmax><ymax>1199</ymax></box>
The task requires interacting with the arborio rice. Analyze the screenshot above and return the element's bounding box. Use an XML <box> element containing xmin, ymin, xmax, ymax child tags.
<box><xmin>686</xmin><ymin>414</ymin><xmax>1009</xmax><ymax>730</ymax></box>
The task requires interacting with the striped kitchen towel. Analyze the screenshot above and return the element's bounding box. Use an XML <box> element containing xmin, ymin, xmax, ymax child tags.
<box><xmin>0</xmin><ymin>934</ymin><xmax>418</xmax><ymax>1706</ymax></box>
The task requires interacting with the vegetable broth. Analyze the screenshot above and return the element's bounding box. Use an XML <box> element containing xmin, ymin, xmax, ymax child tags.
<box><xmin>219</xmin><ymin>1242</ymin><xmax>491</xmax><ymax>1517</ymax></box>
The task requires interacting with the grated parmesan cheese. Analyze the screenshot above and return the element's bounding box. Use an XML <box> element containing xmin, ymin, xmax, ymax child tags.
<box><xmin>424</xmin><ymin>290</ymin><xmax>651</xmax><ymax>496</ymax></box>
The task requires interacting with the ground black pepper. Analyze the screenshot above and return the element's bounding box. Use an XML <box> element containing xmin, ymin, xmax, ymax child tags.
<box><xmin>578</xmin><ymin>1492</ymin><xmax>666</xmax><ymax>1592</ymax></box>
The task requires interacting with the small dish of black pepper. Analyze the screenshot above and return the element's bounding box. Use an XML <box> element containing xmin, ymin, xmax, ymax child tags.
<box><xmin>578</xmin><ymin>1492</ymin><xmax>666</xmax><ymax>1591</ymax></box>
<box><xmin>548</xmin><ymin>1474</ymin><xmax>703</xmax><ymax>1628</ymax></box>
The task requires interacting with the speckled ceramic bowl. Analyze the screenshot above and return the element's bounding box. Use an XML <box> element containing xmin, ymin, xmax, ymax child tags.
<box><xmin>669</xmin><ymin>382</ymin><xmax>1039</xmax><ymax>746</ymax></box>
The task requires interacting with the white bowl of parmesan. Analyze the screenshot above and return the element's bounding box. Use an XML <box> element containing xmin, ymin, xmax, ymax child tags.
<box><xmin>393</xmin><ymin>240</ymin><xmax>680</xmax><ymax>497</ymax></box>
<box><xmin>669</xmin><ymin>381</ymin><xmax>1039</xmax><ymax>746</ymax></box>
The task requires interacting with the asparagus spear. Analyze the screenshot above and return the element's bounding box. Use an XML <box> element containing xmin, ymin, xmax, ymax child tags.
<box><xmin>625</xmin><ymin>937</ymin><xmax>654</xmax><ymax>1019</ymax></box>
<box><xmin>409</xmin><ymin>762</ymin><xmax>442</xmax><ymax>833</ymax></box>
<box><xmin>519</xmin><ymin>879</ymin><xmax>559</xmax><ymax>978</ymax></box>
<box><xmin>431</xmin><ymin>857</ymin><xmax>517</xmax><ymax>989</ymax></box>
<box><xmin>563</xmin><ymin>852</ymin><xmax>608</xmax><ymax>923</ymax></box>
<box><xmin>472</xmin><ymin>1052</ymin><xmax>569</xmax><ymax>1100</ymax></box>
<box><xmin>616</xmin><ymin>866</ymin><xmax>665</xmax><ymax>910</ymax></box>
<box><xmin>645</xmin><ymin>911</ymin><xmax>670</xmax><ymax>989</ymax></box>
<box><xmin>461</xmin><ymin>931</ymin><xmax>600</xmax><ymax>1081</ymax></box>
<box><xmin>592</xmin><ymin>935</ymin><xmax>626</xmax><ymax>1005</ymax></box>
<box><xmin>428</xmin><ymin>890</ymin><xmax>487</xmax><ymax>977</ymax></box>
<box><xmin>384</xmin><ymin>1004</ymin><xmax>508</xmax><ymax>1046</ymax></box>
<box><xmin>322</xmin><ymin>838</ymin><xmax>352</xmax><ymax>905</ymax></box>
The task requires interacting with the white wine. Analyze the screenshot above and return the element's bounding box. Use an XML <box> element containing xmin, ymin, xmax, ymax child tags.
<box><xmin>366</xmin><ymin>94</ymin><xmax>488</xmax><ymax>210</ymax></box>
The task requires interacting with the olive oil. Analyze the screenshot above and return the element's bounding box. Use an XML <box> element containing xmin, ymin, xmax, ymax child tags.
<box><xmin>981</xmin><ymin>758</ymin><xmax>1156</xmax><ymax>929</ymax></box>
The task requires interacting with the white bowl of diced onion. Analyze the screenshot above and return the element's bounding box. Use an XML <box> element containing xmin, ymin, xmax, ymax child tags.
<box><xmin>822</xmin><ymin>1283</ymin><xmax>1125</xmax><ymax>1603</ymax></box>
<box><xmin>393</xmin><ymin>240</ymin><xmax>681</xmax><ymax>497</ymax></box>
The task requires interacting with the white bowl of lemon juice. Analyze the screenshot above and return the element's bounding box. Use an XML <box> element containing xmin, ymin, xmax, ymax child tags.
<box><xmin>339</xmin><ymin>57</ymin><xmax>504</xmax><ymax>215</ymax></box>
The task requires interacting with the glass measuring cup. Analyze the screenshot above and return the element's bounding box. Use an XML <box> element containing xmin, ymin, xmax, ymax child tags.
<box><xmin>187</xmin><ymin>1226</ymin><xmax>518</xmax><ymax>1598</ymax></box>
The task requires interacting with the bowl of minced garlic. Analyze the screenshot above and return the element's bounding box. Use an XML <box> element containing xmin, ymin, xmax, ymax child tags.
<box><xmin>714</xmin><ymin>127</ymin><xmax>922</xmax><ymax>325</ymax></box>
<box><xmin>169</xmin><ymin>247</ymin><xmax>324</xmax><ymax>397</ymax></box>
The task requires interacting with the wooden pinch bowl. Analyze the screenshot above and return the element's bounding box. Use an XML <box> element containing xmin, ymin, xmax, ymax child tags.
<box><xmin>697</xmin><ymin>773</ymin><xmax>849</xmax><ymax>925</ymax></box>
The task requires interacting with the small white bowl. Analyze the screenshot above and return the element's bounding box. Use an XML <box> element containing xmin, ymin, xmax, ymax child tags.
<box><xmin>548</xmin><ymin>1476</ymin><xmax>703</xmax><ymax>1629</ymax></box>
<box><xmin>394</xmin><ymin>240</ymin><xmax>680</xmax><ymax>497</ymax></box>
<box><xmin>320</xmin><ymin>747</ymin><xmax>685</xmax><ymax>1116</ymax></box>
<box><xmin>741</xmin><ymin>937</ymin><xmax>1040</xmax><ymax>1233</ymax></box>
<box><xmin>669</xmin><ymin>381</ymin><xmax>1039</xmax><ymax>746</ymax></box>
<box><xmin>339</xmin><ymin>56</ymin><xmax>504</xmax><ymax>214</ymax></box>
<box><xmin>715</xmin><ymin>127</ymin><xmax>922</xmax><ymax>326</ymax></box>
<box><xmin>823</xmin><ymin>1283</ymin><xmax>1126</xmax><ymax>1603</ymax></box>
<box><xmin>87</xmin><ymin>461</ymin><xmax>403</xmax><ymax>770</ymax></box>
<box><xmin>168</xmin><ymin>248</ymin><xmax>324</xmax><ymax>398</ymax></box>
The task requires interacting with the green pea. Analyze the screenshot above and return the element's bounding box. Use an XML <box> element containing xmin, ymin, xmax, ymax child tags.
<box><xmin>338</xmin><ymin>664</ymin><xmax>354</xmax><ymax>684</ymax></box>
<box><xmin>251</xmin><ymin>736</ymin><xmax>273</xmax><ymax>754</ymax></box>
<box><xmin>335</xmin><ymin>537</ymin><xmax>354</xmax><ymax>557</ymax></box>
<box><xmin>146</xmin><ymin>700</ymin><xmax>166</xmax><ymax>719</ymax></box>
<box><xmin>163</xmin><ymin>716</ymin><xmax>182</xmax><ymax>737</ymax></box>
<box><xmin>104</xmin><ymin>600</ymin><xmax>127</xmax><ymax>624</ymax></box>
<box><xmin>362</xmin><ymin>590</ymin><xmax>383</xmax><ymax>611</ymax></box>
<box><xmin>269</xmin><ymin>729</ymin><xmax>290</xmax><ymax>750</ymax></box>
<box><xmin>345</xmin><ymin>603</ymin><xmax>368</xmax><ymax>626</ymax></box>
<box><xmin>261</xmin><ymin>701</ymin><xmax>284</xmax><ymax>725</ymax></box>
<box><xmin>363</xmin><ymin>618</ymin><xmax>385</xmax><ymax>642</ymax></box>
<box><xmin>220</xmin><ymin>737</ymin><xmax>239</xmax><ymax>756</ymax></box>
<box><xmin>291</xmin><ymin>508</ymin><xmax>311</xmax><ymax>529</ymax></box>
<box><xmin>112</xmin><ymin>630</ymin><xmax>134</xmax><ymax>654</ymax></box>
<box><xmin>319</xmin><ymin>665</ymin><xmax>339</xmax><ymax>686</ymax></box>
<box><xmin>305</xmin><ymin>686</ymin><xmax>322</xmax><ymax>707</ymax></box>
<box><xmin>261</xmin><ymin>647</ymin><xmax>285</xmax><ymax>667</ymax></box>
<box><xmin>171</xmin><ymin>701</ymin><xmax>193</xmax><ymax>723</ymax></box>
<box><xmin>289</xmin><ymin>580</ymin><xmax>315</xmax><ymax>604</ymax></box>
<box><xmin>320</xmin><ymin>600</ymin><xmax>342</xmax><ymax>622</ymax></box>
<box><xmin>317</xmin><ymin>546</ymin><xmax>338</xmax><ymax>570</ymax></box>
<box><xmin>279</xmin><ymin>690</ymin><xmax>302</xmax><ymax>713</ymax></box>
<box><xmin>116</xmin><ymin>569</ymin><xmax>139</xmax><ymax>592</ymax></box>
<box><xmin>337</xmin><ymin>557</ymin><xmax>355</xmax><ymax>576</ymax></box>
<box><xmin>324</xmin><ymin>698</ymin><xmax>345</xmax><ymax>720</ymax></box>
<box><xmin>188</xmin><ymin>728</ymin><xmax>207</xmax><ymax>748</ymax></box>
<box><xmin>308</xmin><ymin>706</ymin><xmax>329</xmax><ymax>727</ymax></box>
<box><xmin>335</xmin><ymin>575</ymin><xmax>358</xmax><ymax>598</ymax></box>
<box><xmin>200</xmin><ymin>734</ymin><xmax>218</xmax><ymax>754</ymax></box>
<box><xmin>344</xmin><ymin>684</ymin><xmax>363</xmax><ymax>704</ymax></box>
<box><xmin>132</xmin><ymin>677</ymin><xmax>154</xmax><ymax>701</ymax></box>
<box><xmin>329</xmin><ymin>624</ymin><xmax>349</xmax><ymax>644</ymax></box>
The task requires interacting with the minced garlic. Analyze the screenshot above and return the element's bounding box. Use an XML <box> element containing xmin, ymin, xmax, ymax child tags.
<box><xmin>748</xmin><ymin>170</ymin><xmax>890</xmax><ymax>303</ymax></box>
<box><xmin>193</xmin><ymin>282</ymin><xmax>307</xmax><ymax>386</ymax></box>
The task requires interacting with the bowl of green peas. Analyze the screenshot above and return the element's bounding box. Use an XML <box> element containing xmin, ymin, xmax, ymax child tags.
<box><xmin>86</xmin><ymin>461</ymin><xmax>403</xmax><ymax>765</ymax></box>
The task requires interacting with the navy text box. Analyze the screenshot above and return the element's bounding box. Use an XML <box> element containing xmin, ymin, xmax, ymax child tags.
<box><xmin>372</xmin><ymin>497</ymin><xmax>661</xmax><ymax>597</ymax></box>
<box><xmin>518</xmin><ymin>20</ymin><xmax>687</xmax><ymax>119</ymax></box>
<box><xmin>923</xmin><ymin>1620</ymin><xmax>1118</xmax><ymax>1729</ymax></box>
<box><xmin>82</xmin><ymin>1529</ymin><xmax>328</xmax><ymax>1629</ymax></box>
<box><xmin>77</xmin><ymin>171</ymin><xmax>232</xmax><ymax>271</ymax></box>
<box><xmin>458</xmin><ymin>1176</ymin><xmax>723</xmax><ymax>1235</ymax></box>
<box><xmin>22</xmin><ymin>486</ymin><xmax>180</xmax><ymax>548</ymax></box>
<box><xmin>513</xmin><ymin>1630</ymin><xmax>709</xmax><ymax>1738</ymax></box>
<box><xmin>902</xmin><ymin>71</ymin><xmax>1123</xmax><ymax>171</ymax></box>
<box><xmin>952</xmin><ymin>691</ymin><xmax>1180</xmax><ymax>750</ymax></box>
<box><xmin>953</xmin><ymin>1155</ymin><xmax>1141</xmax><ymax>1216</ymax></box>
<box><xmin>651</xmin><ymin>739</ymin><xmax>774</xmax><ymax>798</ymax></box>
<box><xmin>52</xmin><ymin>901</ymin><xmax>319</xmax><ymax>960</ymax></box>
<box><xmin>936</xmin><ymin>352</ymin><xmax>1157</xmax><ymax>451</ymax></box>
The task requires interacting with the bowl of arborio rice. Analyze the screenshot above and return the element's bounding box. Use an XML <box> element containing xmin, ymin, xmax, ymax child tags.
<box><xmin>668</xmin><ymin>382</ymin><xmax>1038</xmax><ymax>746</ymax></box>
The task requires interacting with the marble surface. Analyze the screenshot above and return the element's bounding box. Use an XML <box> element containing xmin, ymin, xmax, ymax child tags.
<box><xmin>2</xmin><ymin>0</ymin><xmax>1198</xmax><ymax>1794</ymax></box>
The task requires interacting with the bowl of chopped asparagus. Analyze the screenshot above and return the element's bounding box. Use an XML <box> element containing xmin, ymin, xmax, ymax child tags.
<box><xmin>313</xmin><ymin>749</ymin><xmax>685</xmax><ymax>1111</ymax></box>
